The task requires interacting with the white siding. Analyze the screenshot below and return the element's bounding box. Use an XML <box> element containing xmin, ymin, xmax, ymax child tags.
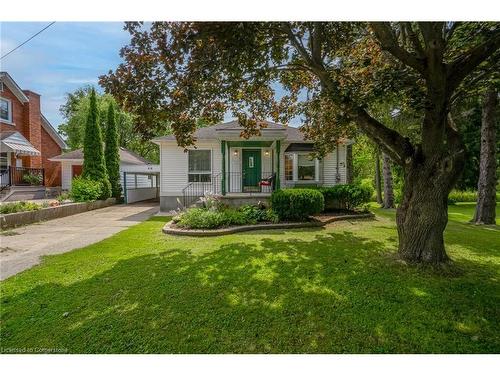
<box><xmin>160</xmin><ymin>140</ymin><xmax>221</xmax><ymax>196</ymax></box>
<box><xmin>322</xmin><ymin>145</ymin><xmax>347</xmax><ymax>186</ymax></box>
<box><xmin>120</xmin><ymin>164</ymin><xmax>159</xmax><ymax>192</ymax></box>
<box><xmin>60</xmin><ymin>161</ymin><xmax>159</xmax><ymax>192</ymax></box>
<box><xmin>228</xmin><ymin>146</ymin><xmax>242</xmax><ymax>192</ymax></box>
<box><xmin>158</xmin><ymin>140</ymin><xmax>348</xmax><ymax>195</ymax></box>
<box><xmin>61</xmin><ymin>162</ymin><xmax>73</xmax><ymax>190</ymax></box>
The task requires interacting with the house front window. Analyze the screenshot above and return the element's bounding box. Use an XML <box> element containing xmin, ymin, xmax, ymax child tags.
<box><xmin>0</xmin><ymin>98</ymin><xmax>12</xmax><ymax>123</ymax></box>
<box><xmin>188</xmin><ymin>149</ymin><xmax>212</xmax><ymax>182</ymax></box>
<box><xmin>284</xmin><ymin>152</ymin><xmax>319</xmax><ymax>182</ymax></box>
<box><xmin>298</xmin><ymin>154</ymin><xmax>316</xmax><ymax>181</ymax></box>
<box><xmin>285</xmin><ymin>154</ymin><xmax>293</xmax><ymax>181</ymax></box>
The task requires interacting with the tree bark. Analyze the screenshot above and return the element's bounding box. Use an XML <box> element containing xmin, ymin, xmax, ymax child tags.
<box><xmin>396</xmin><ymin>151</ymin><xmax>465</xmax><ymax>263</ymax></box>
<box><xmin>346</xmin><ymin>144</ymin><xmax>353</xmax><ymax>184</ymax></box>
<box><xmin>472</xmin><ymin>88</ymin><xmax>498</xmax><ymax>225</ymax></box>
<box><xmin>382</xmin><ymin>153</ymin><xmax>395</xmax><ymax>209</ymax></box>
<box><xmin>375</xmin><ymin>151</ymin><xmax>383</xmax><ymax>204</ymax></box>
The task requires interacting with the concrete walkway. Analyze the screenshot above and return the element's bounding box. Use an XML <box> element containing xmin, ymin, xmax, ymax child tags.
<box><xmin>0</xmin><ymin>202</ymin><xmax>159</xmax><ymax>280</ymax></box>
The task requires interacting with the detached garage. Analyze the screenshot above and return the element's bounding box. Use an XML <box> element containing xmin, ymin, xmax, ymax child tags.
<box><xmin>49</xmin><ymin>147</ymin><xmax>160</xmax><ymax>203</ymax></box>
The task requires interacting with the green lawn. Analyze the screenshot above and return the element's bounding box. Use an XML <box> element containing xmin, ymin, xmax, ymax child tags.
<box><xmin>1</xmin><ymin>203</ymin><xmax>499</xmax><ymax>353</ymax></box>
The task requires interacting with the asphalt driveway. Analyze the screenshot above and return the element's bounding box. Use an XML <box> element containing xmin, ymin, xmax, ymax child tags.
<box><xmin>0</xmin><ymin>202</ymin><xmax>159</xmax><ymax>280</ymax></box>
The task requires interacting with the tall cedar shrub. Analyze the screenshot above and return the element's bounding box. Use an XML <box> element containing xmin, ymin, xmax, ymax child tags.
<box><xmin>82</xmin><ymin>89</ymin><xmax>111</xmax><ymax>199</ymax></box>
<box><xmin>270</xmin><ymin>189</ymin><xmax>324</xmax><ymax>221</ymax></box>
<box><xmin>105</xmin><ymin>102</ymin><xmax>122</xmax><ymax>198</ymax></box>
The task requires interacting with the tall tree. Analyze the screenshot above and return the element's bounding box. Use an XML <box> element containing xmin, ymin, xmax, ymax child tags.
<box><xmin>472</xmin><ymin>88</ymin><xmax>498</xmax><ymax>224</ymax></box>
<box><xmin>58</xmin><ymin>86</ymin><xmax>160</xmax><ymax>163</ymax></box>
<box><xmin>105</xmin><ymin>102</ymin><xmax>122</xmax><ymax>199</ymax></box>
<box><xmin>382</xmin><ymin>153</ymin><xmax>395</xmax><ymax>209</ymax></box>
<box><xmin>101</xmin><ymin>22</ymin><xmax>500</xmax><ymax>264</ymax></box>
<box><xmin>374</xmin><ymin>150</ymin><xmax>383</xmax><ymax>205</ymax></box>
<box><xmin>82</xmin><ymin>89</ymin><xmax>111</xmax><ymax>199</ymax></box>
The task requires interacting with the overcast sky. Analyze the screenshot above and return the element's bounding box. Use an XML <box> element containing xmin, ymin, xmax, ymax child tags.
<box><xmin>0</xmin><ymin>22</ymin><xmax>130</xmax><ymax>129</ymax></box>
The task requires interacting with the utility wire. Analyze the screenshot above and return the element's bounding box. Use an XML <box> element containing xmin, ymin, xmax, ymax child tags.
<box><xmin>1</xmin><ymin>22</ymin><xmax>56</xmax><ymax>60</ymax></box>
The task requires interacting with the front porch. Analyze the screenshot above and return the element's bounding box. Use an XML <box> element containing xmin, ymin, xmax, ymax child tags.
<box><xmin>1</xmin><ymin>166</ymin><xmax>46</xmax><ymax>201</ymax></box>
<box><xmin>220</xmin><ymin>139</ymin><xmax>282</xmax><ymax>195</ymax></box>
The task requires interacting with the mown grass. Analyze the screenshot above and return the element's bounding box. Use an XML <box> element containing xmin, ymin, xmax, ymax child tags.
<box><xmin>0</xmin><ymin>204</ymin><xmax>499</xmax><ymax>353</ymax></box>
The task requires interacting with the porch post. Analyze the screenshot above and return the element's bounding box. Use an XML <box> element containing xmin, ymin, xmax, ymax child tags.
<box><xmin>275</xmin><ymin>140</ymin><xmax>281</xmax><ymax>190</ymax></box>
<box><xmin>221</xmin><ymin>140</ymin><xmax>226</xmax><ymax>195</ymax></box>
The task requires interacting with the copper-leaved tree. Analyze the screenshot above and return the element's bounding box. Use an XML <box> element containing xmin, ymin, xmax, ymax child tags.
<box><xmin>100</xmin><ymin>22</ymin><xmax>500</xmax><ymax>264</ymax></box>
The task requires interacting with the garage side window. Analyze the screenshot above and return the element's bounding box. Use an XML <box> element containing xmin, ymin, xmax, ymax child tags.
<box><xmin>188</xmin><ymin>150</ymin><xmax>212</xmax><ymax>182</ymax></box>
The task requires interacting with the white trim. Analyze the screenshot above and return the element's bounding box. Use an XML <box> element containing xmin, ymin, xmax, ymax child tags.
<box><xmin>0</xmin><ymin>97</ymin><xmax>13</xmax><ymax>124</ymax></box>
<box><xmin>41</xmin><ymin>115</ymin><xmax>67</xmax><ymax>149</ymax></box>
<box><xmin>0</xmin><ymin>72</ymin><xmax>29</xmax><ymax>103</ymax></box>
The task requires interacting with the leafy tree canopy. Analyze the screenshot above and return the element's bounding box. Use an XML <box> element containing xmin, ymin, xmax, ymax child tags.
<box><xmin>58</xmin><ymin>86</ymin><xmax>160</xmax><ymax>162</ymax></box>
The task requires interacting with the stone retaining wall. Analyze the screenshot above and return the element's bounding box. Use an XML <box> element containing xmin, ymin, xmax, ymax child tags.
<box><xmin>0</xmin><ymin>198</ymin><xmax>116</xmax><ymax>230</ymax></box>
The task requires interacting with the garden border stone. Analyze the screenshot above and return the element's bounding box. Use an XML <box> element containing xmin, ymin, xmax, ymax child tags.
<box><xmin>162</xmin><ymin>212</ymin><xmax>374</xmax><ymax>236</ymax></box>
<box><xmin>0</xmin><ymin>198</ymin><xmax>116</xmax><ymax>230</ymax></box>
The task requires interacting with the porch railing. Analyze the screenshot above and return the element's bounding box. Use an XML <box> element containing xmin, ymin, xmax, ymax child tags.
<box><xmin>181</xmin><ymin>171</ymin><xmax>277</xmax><ymax>208</ymax></box>
<box><xmin>182</xmin><ymin>173</ymin><xmax>222</xmax><ymax>208</ymax></box>
<box><xmin>0</xmin><ymin>168</ymin><xmax>11</xmax><ymax>192</ymax></box>
<box><xmin>8</xmin><ymin>166</ymin><xmax>45</xmax><ymax>187</ymax></box>
<box><xmin>225</xmin><ymin>171</ymin><xmax>275</xmax><ymax>194</ymax></box>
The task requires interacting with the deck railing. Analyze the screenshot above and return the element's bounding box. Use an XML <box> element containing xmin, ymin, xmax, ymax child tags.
<box><xmin>9</xmin><ymin>166</ymin><xmax>45</xmax><ymax>186</ymax></box>
<box><xmin>0</xmin><ymin>168</ymin><xmax>10</xmax><ymax>192</ymax></box>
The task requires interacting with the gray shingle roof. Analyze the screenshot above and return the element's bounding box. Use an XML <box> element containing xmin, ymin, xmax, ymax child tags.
<box><xmin>49</xmin><ymin>147</ymin><xmax>154</xmax><ymax>165</ymax></box>
<box><xmin>153</xmin><ymin>119</ymin><xmax>309</xmax><ymax>142</ymax></box>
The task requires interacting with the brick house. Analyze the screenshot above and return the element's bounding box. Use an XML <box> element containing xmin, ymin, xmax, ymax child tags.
<box><xmin>1</xmin><ymin>72</ymin><xmax>67</xmax><ymax>201</ymax></box>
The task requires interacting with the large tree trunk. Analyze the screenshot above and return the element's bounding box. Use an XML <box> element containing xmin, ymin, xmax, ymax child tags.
<box><xmin>346</xmin><ymin>144</ymin><xmax>353</xmax><ymax>183</ymax></box>
<box><xmin>375</xmin><ymin>151</ymin><xmax>383</xmax><ymax>205</ymax></box>
<box><xmin>382</xmin><ymin>153</ymin><xmax>395</xmax><ymax>209</ymax></box>
<box><xmin>396</xmin><ymin>152</ymin><xmax>465</xmax><ymax>263</ymax></box>
<box><xmin>472</xmin><ymin>88</ymin><xmax>498</xmax><ymax>225</ymax></box>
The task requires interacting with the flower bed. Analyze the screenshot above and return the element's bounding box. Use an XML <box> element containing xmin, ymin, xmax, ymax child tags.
<box><xmin>0</xmin><ymin>198</ymin><xmax>116</xmax><ymax>230</ymax></box>
<box><xmin>165</xmin><ymin>192</ymin><xmax>372</xmax><ymax>236</ymax></box>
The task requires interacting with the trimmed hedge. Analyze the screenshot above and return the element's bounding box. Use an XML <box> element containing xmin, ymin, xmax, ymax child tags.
<box><xmin>318</xmin><ymin>183</ymin><xmax>373</xmax><ymax>211</ymax></box>
<box><xmin>271</xmin><ymin>189</ymin><xmax>324</xmax><ymax>221</ymax></box>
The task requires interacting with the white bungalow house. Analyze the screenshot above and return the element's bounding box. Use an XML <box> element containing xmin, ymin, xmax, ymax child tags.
<box><xmin>152</xmin><ymin>120</ymin><xmax>352</xmax><ymax>211</ymax></box>
<box><xmin>49</xmin><ymin>147</ymin><xmax>160</xmax><ymax>202</ymax></box>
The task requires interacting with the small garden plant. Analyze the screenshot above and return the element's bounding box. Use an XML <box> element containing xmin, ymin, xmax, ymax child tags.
<box><xmin>70</xmin><ymin>176</ymin><xmax>103</xmax><ymax>202</ymax></box>
<box><xmin>0</xmin><ymin>201</ymin><xmax>41</xmax><ymax>215</ymax></box>
<box><xmin>173</xmin><ymin>192</ymin><xmax>279</xmax><ymax>229</ymax></box>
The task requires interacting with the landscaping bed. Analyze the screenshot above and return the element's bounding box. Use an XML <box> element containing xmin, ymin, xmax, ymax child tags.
<box><xmin>165</xmin><ymin>189</ymin><xmax>374</xmax><ymax>236</ymax></box>
<box><xmin>0</xmin><ymin>198</ymin><xmax>116</xmax><ymax>230</ymax></box>
<box><xmin>164</xmin><ymin>211</ymin><xmax>374</xmax><ymax>236</ymax></box>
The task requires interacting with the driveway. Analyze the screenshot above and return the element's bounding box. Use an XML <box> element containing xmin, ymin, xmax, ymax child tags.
<box><xmin>0</xmin><ymin>202</ymin><xmax>159</xmax><ymax>280</ymax></box>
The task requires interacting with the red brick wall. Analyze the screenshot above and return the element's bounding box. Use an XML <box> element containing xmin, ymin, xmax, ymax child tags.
<box><xmin>22</xmin><ymin>90</ymin><xmax>43</xmax><ymax>168</ymax></box>
<box><xmin>41</xmin><ymin>126</ymin><xmax>62</xmax><ymax>187</ymax></box>
<box><xmin>1</xmin><ymin>85</ymin><xmax>25</xmax><ymax>134</ymax></box>
<box><xmin>1</xmin><ymin>83</ymin><xmax>63</xmax><ymax>186</ymax></box>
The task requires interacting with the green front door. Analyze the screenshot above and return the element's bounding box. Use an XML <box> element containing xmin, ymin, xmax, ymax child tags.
<box><xmin>242</xmin><ymin>149</ymin><xmax>261</xmax><ymax>191</ymax></box>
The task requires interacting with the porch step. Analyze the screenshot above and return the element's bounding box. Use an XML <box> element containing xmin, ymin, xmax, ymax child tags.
<box><xmin>0</xmin><ymin>186</ymin><xmax>47</xmax><ymax>202</ymax></box>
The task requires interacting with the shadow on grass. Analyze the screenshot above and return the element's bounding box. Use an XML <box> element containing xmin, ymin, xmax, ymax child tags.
<box><xmin>1</xmin><ymin>230</ymin><xmax>499</xmax><ymax>354</ymax></box>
